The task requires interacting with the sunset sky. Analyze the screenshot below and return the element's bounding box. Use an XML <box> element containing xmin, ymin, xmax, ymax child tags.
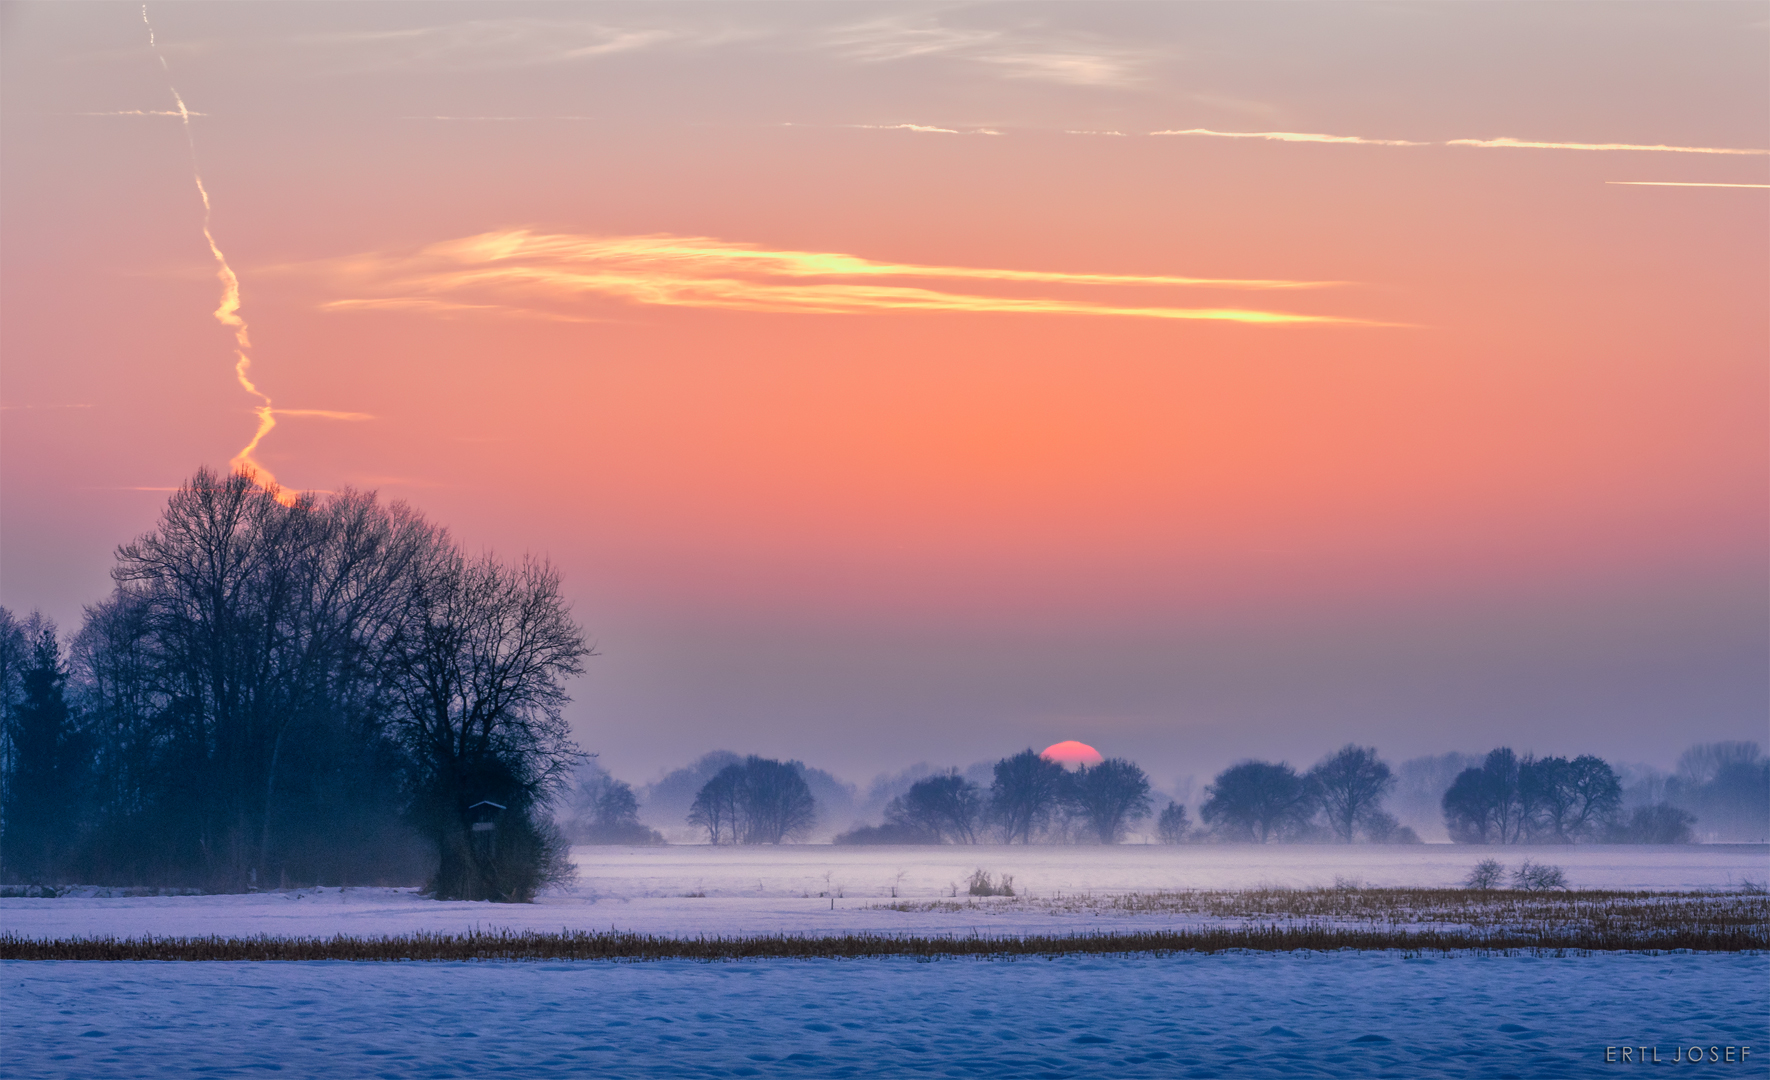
<box><xmin>2</xmin><ymin>2</ymin><xmax>1765</xmax><ymax>789</ymax></box>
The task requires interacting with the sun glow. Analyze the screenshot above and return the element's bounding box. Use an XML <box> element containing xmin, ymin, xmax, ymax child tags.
<box><xmin>1040</xmin><ymin>741</ymin><xmax>1104</xmax><ymax>769</ymax></box>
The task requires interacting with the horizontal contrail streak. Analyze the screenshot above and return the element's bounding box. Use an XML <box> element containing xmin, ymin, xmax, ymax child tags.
<box><xmin>396</xmin><ymin>115</ymin><xmax>601</xmax><ymax>121</ymax></box>
<box><xmin>300</xmin><ymin>230</ymin><xmax>1386</xmax><ymax>326</ymax></box>
<box><xmin>1152</xmin><ymin>128</ymin><xmax>1427</xmax><ymax>146</ymax></box>
<box><xmin>1605</xmin><ymin>180</ymin><xmax>1769</xmax><ymax>188</ymax></box>
<box><xmin>858</xmin><ymin>123</ymin><xmax>963</xmax><ymax>134</ymax></box>
<box><xmin>1448</xmin><ymin>137</ymin><xmax>1767</xmax><ymax>155</ymax></box>
<box><xmin>78</xmin><ymin>109</ymin><xmax>207</xmax><ymax>116</ymax></box>
<box><xmin>1154</xmin><ymin>129</ymin><xmax>1768</xmax><ymax>156</ymax></box>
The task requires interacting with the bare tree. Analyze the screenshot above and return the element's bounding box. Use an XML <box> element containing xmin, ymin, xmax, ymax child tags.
<box><xmin>1309</xmin><ymin>745</ymin><xmax>1395</xmax><ymax>843</ymax></box>
<box><xmin>1200</xmin><ymin>761</ymin><xmax>1317</xmax><ymax>843</ymax></box>
<box><xmin>988</xmin><ymin>749</ymin><xmax>1071</xmax><ymax>844</ymax></box>
<box><xmin>1522</xmin><ymin>755</ymin><xmax>1621</xmax><ymax>842</ymax></box>
<box><xmin>688</xmin><ymin>757</ymin><xmax>816</xmax><ymax>845</ymax></box>
<box><xmin>389</xmin><ymin>549</ymin><xmax>590</xmax><ymax>900</ymax></box>
<box><xmin>886</xmin><ymin>772</ymin><xmax>982</xmax><ymax>843</ymax></box>
<box><xmin>688</xmin><ymin>764</ymin><xmax>743</xmax><ymax>845</ymax></box>
<box><xmin>1156</xmin><ymin>801</ymin><xmax>1190</xmax><ymax>843</ymax></box>
<box><xmin>1606</xmin><ymin>803</ymin><xmax>1696</xmax><ymax>844</ymax></box>
<box><xmin>561</xmin><ymin>761</ymin><xmax>662</xmax><ymax>845</ymax></box>
<box><xmin>1071</xmin><ymin>759</ymin><xmax>1153</xmax><ymax>844</ymax></box>
<box><xmin>1442</xmin><ymin>749</ymin><xmax>1527</xmax><ymax>844</ymax></box>
<box><xmin>736</xmin><ymin>757</ymin><xmax>817</xmax><ymax>844</ymax></box>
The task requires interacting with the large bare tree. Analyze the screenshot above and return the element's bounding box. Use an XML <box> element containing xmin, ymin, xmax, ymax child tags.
<box><xmin>388</xmin><ymin>549</ymin><xmax>590</xmax><ymax>899</ymax></box>
<box><xmin>1309</xmin><ymin>745</ymin><xmax>1395</xmax><ymax>843</ymax></box>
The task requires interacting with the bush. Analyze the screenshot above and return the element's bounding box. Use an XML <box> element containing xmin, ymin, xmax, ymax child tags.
<box><xmin>832</xmin><ymin>822</ymin><xmax>935</xmax><ymax>845</ymax></box>
<box><xmin>1511</xmin><ymin>859</ymin><xmax>1567</xmax><ymax>891</ymax></box>
<box><xmin>966</xmin><ymin>869</ymin><xmax>1014</xmax><ymax>897</ymax></box>
<box><xmin>1156</xmin><ymin>801</ymin><xmax>1191</xmax><ymax>844</ymax></box>
<box><xmin>1463</xmin><ymin>859</ymin><xmax>1504</xmax><ymax>890</ymax></box>
<box><xmin>1604</xmin><ymin>803</ymin><xmax>1697</xmax><ymax>844</ymax></box>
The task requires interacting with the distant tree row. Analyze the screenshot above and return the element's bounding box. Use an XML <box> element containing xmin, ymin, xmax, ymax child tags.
<box><xmin>824</xmin><ymin>742</ymin><xmax>1766</xmax><ymax>845</ymax></box>
<box><xmin>834</xmin><ymin>750</ymin><xmax>1155</xmax><ymax>845</ymax></box>
<box><xmin>688</xmin><ymin>756</ymin><xmax>818</xmax><ymax>844</ymax></box>
<box><xmin>0</xmin><ymin>470</ymin><xmax>589</xmax><ymax>899</ymax></box>
<box><xmin>1441</xmin><ymin>746</ymin><xmax>1766</xmax><ymax>845</ymax></box>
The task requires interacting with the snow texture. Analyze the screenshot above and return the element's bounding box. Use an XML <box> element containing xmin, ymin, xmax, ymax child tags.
<box><xmin>4</xmin><ymin>844</ymin><xmax>1764</xmax><ymax>942</ymax></box>
<box><xmin>5</xmin><ymin>953</ymin><xmax>1764</xmax><ymax>1078</ymax></box>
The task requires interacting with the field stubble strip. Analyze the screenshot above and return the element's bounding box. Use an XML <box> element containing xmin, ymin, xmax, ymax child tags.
<box><xmin>879</xmin><ymin>888</ymin><xmax>1768</xmax><ymax>937</ymax></box>
<box><xmin>4</xmin><ymin>926</ymin><xmax>1764</xmax><ymax>962</ymax></box>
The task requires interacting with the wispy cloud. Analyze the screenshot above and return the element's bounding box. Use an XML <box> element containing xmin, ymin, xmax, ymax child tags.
<box><xmin>1606</xmin><ymin>181</ymin><xmax>1769</xmax><ymax>188</ymax></box>
<box><xmin>1449</xmin><ymin>137</ymin><xmax>1768</xmax><ymax>156</ymax></box>
<box><xmin>321</xmin><ymin>296</ymin><xmax>606</xmax><ymax>322</ymax></box>
<box><xmin>1153</xmin><ymin>129</ymin><xmax>1428</xmax><ymax>146</ymax></box>
<box><xmin>297</xmin><ymin>20</ymin><xmax>707</xmax><ymax>72</ymax></box>
<box><xmin>296</xmin><ymin>230</ymin><xmax>1377</xmax><ymax>327</ymax></box>
<box><xmin>1154</xmin><ymin>129</ymin><xmax>1768</xmax><ymax>156</ymax></box>
<box><xmin>395</xmin><ymin>115</ymin><xmax>600</xmax><ymax>122</ymax></box>
<box><xmin>272</xmin><ymin>409</ymin><xmax>374</xmax><ymax>420</ymax></box>
<box><xmin>849</xmin><ymin>123</ymin><xmax>1002</xmax><ymax>136</ymax></box>
<box><xmin>78</xmin><ymin>109</ymin><xmax>206</xmax><ymax>117</ymax></box>
<box><xmin>820</xmin><ymin>16</ymin><xmax>1144</xmax><ymax>88</ymax></box>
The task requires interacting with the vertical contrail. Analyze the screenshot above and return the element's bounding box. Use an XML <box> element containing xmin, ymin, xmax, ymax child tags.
<box><xmin>142</xmin><ymin>5</ymin><xmax>286</xmax><ymax>497</ymax></box>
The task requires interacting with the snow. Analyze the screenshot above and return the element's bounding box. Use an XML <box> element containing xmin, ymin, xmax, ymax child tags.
<box><xmin>5</xmin><ymin>953</ymin><xmax>1764</xmax><ymax>1078</ymax></box>
<box><xmin>3</xmin><ymin>844</ymin><xmax>1764</xmax><ymax>942</ymax></box>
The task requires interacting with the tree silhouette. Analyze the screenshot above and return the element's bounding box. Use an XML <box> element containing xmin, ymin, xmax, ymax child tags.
<box><xmin>1070</xmin><ymin>758</ymin><xmax>1153</xmax><ymax>844</ymax></box>
<box><xmin>1309</xmin><ymin>745</ymin><xmax>1395</xmax><ymax>843</ymax></box>
<box><xmin>1200</xmin><ymin>761</ymin><xmax>1317</xmax><ymax>842</ymax></box>
<box><xmin>988</xmin><ymin>749</ymin><xmax>1071</xmax><ymax>843</ymax></box>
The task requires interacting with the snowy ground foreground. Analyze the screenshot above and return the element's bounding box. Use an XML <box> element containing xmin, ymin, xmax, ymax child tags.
<box><xmin>6</xmin><ymin>953</ymin><xmax>1765</xmax><ymax>1079</ymax></box>
<box><xmin>4</xmin><ymin>845</ymin><xmax>1764</xmax><ymax>942</ymax></box>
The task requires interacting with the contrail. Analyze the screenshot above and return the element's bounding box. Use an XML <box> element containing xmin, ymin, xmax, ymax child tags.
<box><xmin>1151</xmin><ymin>128</ymin><xmax>1428</xmax><ymax>147</ymax></box>
<box><xmin>1449</xmin><ymin>137</ymin><xmax>1768</xmax><ymax>156</ymax></box>
<box><xmin>1605</xmin><ymin>181</ymin><xmax>1769</xmax><ymax>189</ymax></box>
<box><xmin>1154</xmin><ymin>128</ymin><xmax>1768</xmax><ymax>156</ymax></box>
<box><xmin>141</xmin><ymin>5</ymin><xmax>288</xmax><ymax>498</ymax></box>
<box><xmin>78</xmin><ymin>109</ymin><xmax>206</xmax><ymax>116</ymax></box>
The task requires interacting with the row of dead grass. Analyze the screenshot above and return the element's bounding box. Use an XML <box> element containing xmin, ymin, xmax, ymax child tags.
<box><xmin>879</xmin><ymin>888</ymin><xmax>1768</xmax><ymax>937</ymax></box>
<box><xmin>3</xmin><ymin>919</ymin><xmax>1764</xmax><ymax>962</ymax></box>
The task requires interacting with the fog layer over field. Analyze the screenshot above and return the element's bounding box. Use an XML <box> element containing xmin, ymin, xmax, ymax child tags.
<box><xmin>5</xmin><ymin>845</ymin><xmax>1764</xmax><ymax>942</ymax></box>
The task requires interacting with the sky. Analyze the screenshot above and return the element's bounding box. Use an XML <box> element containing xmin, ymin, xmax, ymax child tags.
<box><xmin>2</xmin><ymin>2</ymin><xmax>1765</xmax><ymax>791</ymax></box>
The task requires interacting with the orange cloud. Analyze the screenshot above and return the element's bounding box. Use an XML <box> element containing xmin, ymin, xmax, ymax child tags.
<box><xmin>303</xmin><ymin>230</ymin><xmax>1381</xmax><ymax>327</ymax></box>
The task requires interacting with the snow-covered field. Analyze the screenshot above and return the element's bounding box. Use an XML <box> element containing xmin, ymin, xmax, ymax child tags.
<box><xmin>6</xmin><ymin>953</ymin><xmax>1764</xmax><ymax>1079</ymax></box>
<box><xmin>3</xmin><ymin>844</ymin><xmax>1763</xmax><ymax>941</ymax></box>
<box><xmin>7</xmin><ymin>847</ymin><xmax>1764</xmax><ymax>1078</ymax></box>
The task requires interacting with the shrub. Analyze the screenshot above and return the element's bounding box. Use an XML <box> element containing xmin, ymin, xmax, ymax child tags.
<box><xmin>1463</xmin><ymin>859</ymin><xmax>1504</xmax><ymax>890</ymax></box>
<box><xmin>832</xmin><ymin>822</ymin><xmax>935</xmax><ymax>845</ymax></box>
<box><xmin>1156</xmin><ymin>801</ymin><xmax>1191</xmax><ymax>844</ymax></box>
<box><xmin>1604</xmin><ymin>803</ymin><xmax>1696</xmax><ymax>844</ymax></box>
<box><xmin>967</xmin><ymin>869</ymin><xmax>1014</xmax><ymax>897</ymax></box>
<box><xmin>1511</xmin><ymin>859</ymin><xmax>1567</xmax><ymax>891</ymax></box>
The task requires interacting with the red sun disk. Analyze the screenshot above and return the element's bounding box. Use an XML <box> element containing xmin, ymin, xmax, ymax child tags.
<box><xmin>1040</xmin><ymin>741</ymin><xmax>1104</xmax><ymax>769</ymax></box>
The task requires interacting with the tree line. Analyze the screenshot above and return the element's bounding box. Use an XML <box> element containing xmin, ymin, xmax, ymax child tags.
<box><xmin>0</xmin><ymin>469</ymin><xmax>589</xmax><ymax>899</ymax></box>
<box><xmin>820</xmin><ymin>742</ymin><xmax>1764</xmax><ymax>846</ymax></box>
<box><xmin>833</xmin><ymin>750</ymin><xmax>1160</xmax><ymax>846</ymax></box>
